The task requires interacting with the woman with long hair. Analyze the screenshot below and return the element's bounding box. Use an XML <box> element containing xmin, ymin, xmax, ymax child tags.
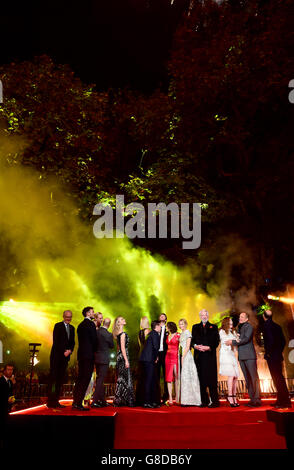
<box><xmin>138</xmin><ymin>316</ymin><xmax>151</xmax><ymax>353</ymax></box>
<box><xmin>219</xmin><ymin>316</ymin><xmax>240</xmax><ymax>407</ymax></box>
<box><xmin>178</xmin><ymin>319</ymin><xmax>201</xmax><ymax>406</ymax></box>
<box><xmin>113</xmin><ymin>316</ymin><xmax>135</xmax><ymax>407</ymax></box>
<box><xmin>165</xmin><ymin>321</ymin><xmax>180</xmax><ymax>405</ymax></box>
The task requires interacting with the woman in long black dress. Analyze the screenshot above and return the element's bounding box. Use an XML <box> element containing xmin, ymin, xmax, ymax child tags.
<box><xmin>136</xmin><ymin>316</ymin><xmax>151</xmax><ymax>405</ymax></box>
<box><xmin>113</xmin><ymin>316</ymin><xmax>135</xmax><ymax>407</ymax></box>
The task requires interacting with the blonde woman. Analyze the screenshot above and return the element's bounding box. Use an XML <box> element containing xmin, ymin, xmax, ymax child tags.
<box><xmin>179</xmin><ymin>319</ymin><xmax>201</xmax><ymax>406</ymax></box>
<box><xmin>113</xmin><ymin>316</ymin><xmax>135</xmax><ymax>407</ymax></box>
<box><xmin>138</xmin><ymin>316</ymin><xmax>151</xmax><ymax>353</ymax></box>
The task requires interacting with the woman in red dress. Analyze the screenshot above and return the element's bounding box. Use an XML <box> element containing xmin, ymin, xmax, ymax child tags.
<box><xmin>165</xmin><ymin>321</ymin><xmax>180</xmax><ymax>405</ymax></box>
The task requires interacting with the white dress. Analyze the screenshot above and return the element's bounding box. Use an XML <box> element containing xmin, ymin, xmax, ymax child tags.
<box><xmin>219</xmin><ymin>329</ymin><xmax>239</xmax><ymax>377</ymax></box>
<box><xmin>180</xmin><ymin>329</ymin><xmax>201</xmax><ymax>405</ymax></box>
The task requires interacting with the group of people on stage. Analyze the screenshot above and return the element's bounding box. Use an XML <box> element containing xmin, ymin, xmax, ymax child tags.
<box><xmin>47</xmin><ymin>306</ymin><xmax>292</xmax><ymax>411</ymax></box>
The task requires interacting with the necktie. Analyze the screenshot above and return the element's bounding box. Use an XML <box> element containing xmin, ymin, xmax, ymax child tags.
<box><xmin>66</xmin><ymin>323</ymin><xmax>70</xmax><ymax>339</ymax></box>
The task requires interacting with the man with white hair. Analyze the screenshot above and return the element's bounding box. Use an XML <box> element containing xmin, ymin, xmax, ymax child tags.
<box><xmin>191</xmin><ymin>309</ymin><xmax>220</xmax><ymax>407</ymax></box>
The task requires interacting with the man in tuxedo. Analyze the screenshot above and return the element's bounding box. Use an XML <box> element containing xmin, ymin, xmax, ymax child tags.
<box><xmin>157</xmin><ymin>313</ymin><xmax>169</xmax><ymax>403</ymax></box>
<box><xmin>226</xmin><ymin>312</ymin><xmax>262</xmax><ymax>407</ymax></box>
<box><xmin>47</xmin><ymin>310</ymin><xmax>75</xmax><ymax>408</ymax></box>
<box><xmin>139</xmin><ymin>320</ymin><xmax>161</xmax><ymax>408</ymax></box>
<box><xmin>0</xmin><ymin>364</ymin><xmax>15</xmax><ymax>446</ymax></box>
<box><xmin>92</xmin><ymin>317</ymin><xmax>114</xmax><ymax>408</ymax></box>
<box><xmin>72</xmin><ymin>306</ymin><xmax>97</xmax><ymax>411</ymax></box>
<box><xmin>262</xmin><ymin>309</ymin><xmax>291</xmax><ymax>409</ymax></box>
<box><xmin>191</xmin><ymin>309</ymin><xmax>220</xmax><ymax>407</ymax></box>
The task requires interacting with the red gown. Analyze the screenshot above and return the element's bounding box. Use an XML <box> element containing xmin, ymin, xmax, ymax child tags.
<box><xmin>165</xmin><ymin>333</ymin><xmax>180</xmax><ymax>382</ymax></box>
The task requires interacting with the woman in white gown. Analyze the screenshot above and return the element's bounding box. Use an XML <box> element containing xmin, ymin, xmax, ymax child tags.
<box><xmin>178</xmin><ymin>319</ymin><xmax>201</xmax><ymax>406</ymax></box>
<box><xmin>219</xmin><ymin>317</ymin><xmax>240</xmax><ymax>407</ymax></box>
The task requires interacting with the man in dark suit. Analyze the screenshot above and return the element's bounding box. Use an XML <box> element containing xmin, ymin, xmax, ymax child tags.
<box><xmin>92</xmin><ymin>317</ymin><xmax>114</xmax><ymax>408</ymax></box>
<box><xmin>72</xmin><ymin>306</ymin><xmax>97</xmax><ymax>411</ymax></box>
<box><xmin>47</xmin><ymin>310</ymin><xmax>75</xmax><ymax>408</ymax></box>
<box><xmin>139</xmin><ymin>320</ymin><xmax>161</xmax><ymax>408</ymax></box>
<box><xmin>191</xmin><ymin>309</ymin><xmax>220</xmax><ymax>407</ymax></box>
<box><xmin>0</xmin><ymin>364</ymin><xmax>15</xmax><ymax>446</ymax></box>
<box><xmin>157</xmin><ymin>313</ymin><xmax>169</xmax><ymax>403</ymax></box>
<box><xmin>262</xmin><ymin>309</ymin><xmax>291</xmax><ymax>409</ymax></box>
<box><xmin>227</xmin><ymin>311</ymin><xmax>262</xmax><ymax>407</ymax></box>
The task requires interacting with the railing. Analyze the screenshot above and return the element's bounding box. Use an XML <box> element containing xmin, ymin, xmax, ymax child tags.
<box><xmin>218</xmin><ymin>378</ymin><xmax>294</xmax><ymax>397</ymax></box>
<box><xmin>13</xmin><ymin>378</ymin><xmax>294</xmax><ymax>401</ymax></box>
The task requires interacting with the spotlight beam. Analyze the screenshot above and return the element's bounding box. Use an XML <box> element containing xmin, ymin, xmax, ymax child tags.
<box><xmin>268</xmin><ymin>294</ymin><xmax>294</xmax><ymax>304</ymax></box>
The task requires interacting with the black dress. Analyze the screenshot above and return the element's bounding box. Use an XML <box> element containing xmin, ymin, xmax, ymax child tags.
<box><xmin>114</xmin><ymin>332</ymin><xmax>135</xmax><ymax>406</ymax></box>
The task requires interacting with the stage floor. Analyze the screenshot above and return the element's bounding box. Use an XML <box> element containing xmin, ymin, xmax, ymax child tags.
<box><xmin>10</xmin><ymin>398</ymin><xmax>293</xmax><ymax>449</ymax></box>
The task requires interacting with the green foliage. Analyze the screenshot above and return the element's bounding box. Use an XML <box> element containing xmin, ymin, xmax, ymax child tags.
<box><xmin>0</xmin><ymin>0</ymin><xmax>293</xmax><ymax>285</ymax></box>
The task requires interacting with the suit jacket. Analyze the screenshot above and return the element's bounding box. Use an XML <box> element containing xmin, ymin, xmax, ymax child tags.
<box><xmin>263</xmin><ymin>318</ymin><xmax>286</xmax><ymax>362</ymax></box>
<box><xmin>77</xmin><ymin>318</ymin><xmax>98</xmax><ymax>361</ymax></box>
<box><xmin>0</xmin><ymin>375</ymin><xmax>13</xmax><ymax>416</ymax></box>
<box><xmin>191</xmin><ymin>321</ymin><xmax>220</xmax><ymax>353</ymax></box>
<box><xmin>94</xmin><ymin>327</ymin><xmax>114</xmax><ymax>364</ymax></box>
<box><xmin>232</xmin><ymin>321</ymin><xmax>256</xmax><ymax>361</ymax></box>
<box><xmin>50</xmin><ymin>322</ymin><xmax>75</xmax><ymax>362</ymax></box>
<box><xmin>139</xmin><ymin>329</ymin><xmax>160</xmax><ymax>363</ymax></box>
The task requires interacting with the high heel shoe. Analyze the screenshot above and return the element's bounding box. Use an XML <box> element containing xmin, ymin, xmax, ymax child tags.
<box><xmin>164</xmin><ymin>400</ymin><xmax>173</xmax><ymax>406</ymax></box>
<box><xmin>226</xmin><ymin>395</ymin><xmax>236</xmax><ymax>407</ymax></box>
<box><xmin>232</xmin><ymin>395</ymin><xmax>240</xmax><ymax>407</ymax></box>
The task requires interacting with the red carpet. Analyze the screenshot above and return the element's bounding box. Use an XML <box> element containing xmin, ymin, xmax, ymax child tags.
<box><xmin>12</xmin><ymin>399</ymin><xmax>292</xmax><ymax>449</ymax></box>
<box><xmin>113</xmin><ymin>399</ymin><xmax>291</xmax><ymax>449</ymax></box>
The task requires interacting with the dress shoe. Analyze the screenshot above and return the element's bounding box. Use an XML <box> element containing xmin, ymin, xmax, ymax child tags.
<box><xmin>246</xmin><ymin>402</ymin><xmax>260</xmax><ymax>407</ymax></box>
<box><xmin>274</xmin><ymin>404</ymin><xmax>292</xmax><ymax>409</ymax></box>
<box><xmin>151</xmin><ymin>403</ymin><xmax>161</xmax><ymax>408</ymax></box>
<box><xmin>232</xmin><ymin>395</ymin><xmax>240</xmax><ymax>407</ymax></box>
<box><xmin>72</xmin><ymin>403</ymin><xmax>89</xmax><ymax>411</ymax></box>
<box><xmin>197</xmin><ymin>404</ymin><xmax>207</xmax><ymax>408</ymax></box>
<box><xmin>91</xmin><ymin>402</ymin><xmax>103</xmax><ymax>408</ymax></box>
<box><xmin>46</xmin><ymin>403</ymin><xmax>58</xmax><ymax>409</ymax></box>
<box><xmin>143</xmin><ymin>403</ymin><xmax>154</xmax><ymax>408</ymax></box>
<box><xmin>208</xmin><ymin>402</ymin><xmax>220</xmax><ymax>408</ymax></box>
<box><xmin>226</xmin><ymin>396</ymin><xmax>236</xmax><ymax>408</ymax></box>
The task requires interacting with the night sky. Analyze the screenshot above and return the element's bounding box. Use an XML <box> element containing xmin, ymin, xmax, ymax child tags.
<box><xmin>0</xmin><ymin>1</ymin><xmax>186</xmax><ymax>91</ymax></box>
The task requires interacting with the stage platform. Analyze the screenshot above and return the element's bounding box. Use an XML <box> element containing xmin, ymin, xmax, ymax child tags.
<box><xmin>8</xmin><ymin>398</ymin><xmax>293</xmax><ymax>452</ymax></box>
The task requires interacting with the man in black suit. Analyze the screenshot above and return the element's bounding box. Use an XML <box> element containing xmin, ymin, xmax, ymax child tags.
<box><xmin>227</xmin><ymin>312</ymin><xmax>262</xmax><ymax>407</ymax></box>
<box><xmin>72</xmin><ymin>306</ymin><xmax>97</xmax><ymax>411</ymax></box>
<box><xmin>92</xmin><ymin>317</ymin><xmax>114</xmax><ymax>408</ymax></box>
<box><xmin>262</xmin><ymin>309</ymin><xmax>291</xmax><ymax>409</ymax></box>
<box><xmin>191</xmin><ymin>309</ymin><xmax>220</xmax><ymax>407</ymax></box>
<box><xmin>157</xmin><ymin>313</ymin><xmax>169</xmax><ymax>403</ymax></box>
<box><xmin>47</xmin><ymin>310</ymin><xmax>75</xmax><ymax>408</ymax></box>
<box><xmin>0</xmin><ymin>364</ymin><xmax>15</xmax><ymax>446</ymax></box>
<box><xmin>139</xmin><ymin>320</ymin><xmax>161</xmax><ymax>408</ymax></box>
